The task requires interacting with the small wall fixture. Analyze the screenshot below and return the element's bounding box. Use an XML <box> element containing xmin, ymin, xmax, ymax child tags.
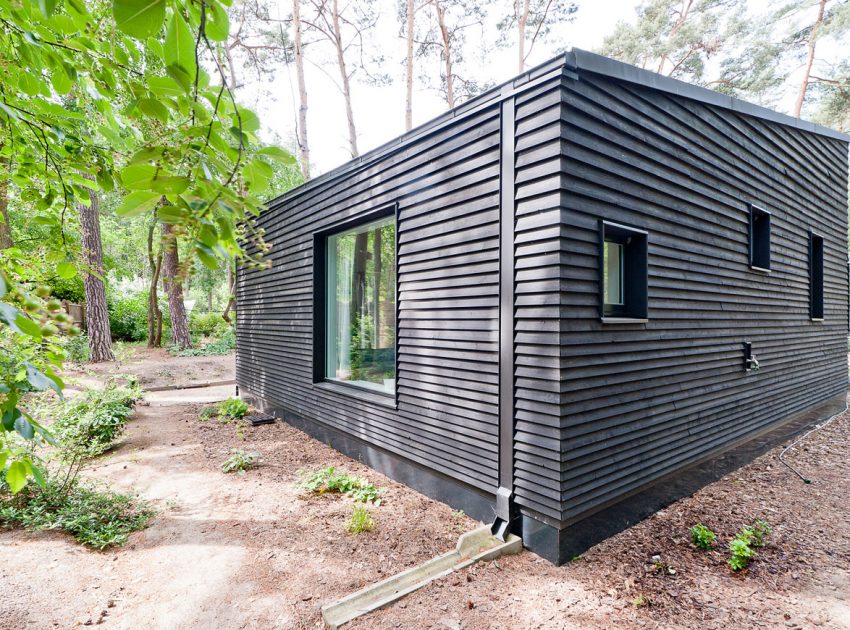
<box><xmin>743</xmin><ymin>342</ymin><xmax>760</xmax><ymax>373</ymax></box>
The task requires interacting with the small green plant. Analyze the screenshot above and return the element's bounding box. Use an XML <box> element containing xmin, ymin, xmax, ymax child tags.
<box><xmin>199</xmin><ymin>406</ymin><xmax>216</xmax><ymax>421</ymax></box>
<box><xmin>221</xmin><ymin>449</ymin><xmax>259</xmax><ymax>474</ymax></box>
<box><xmin>217</xmin><ymin>397</ymin><xmax>249</xmax><ymax>420</ymax></box>
<box><xmin>0</xmin><ymin>479</ymin><xmax>154</xmax><ymax>549</ymax></box>
<box><xmin>346</xmin><ymin>505</ymin><xmax>375</xmax><ymax>534</ymax></box>
<box><xmin>299</xmin><ymin>466</ymin><xmax>382</xmax><ymax>504</ymax></box>
<box><xmin>741</xmin><ymin>519</ymin><xmax>771</xmax><ymax>548</ymax></box>
<box><xmin>690</xmin><ymin>523</ymin><xmax>717</xmax><ymax>550</ymax></box>
<box><xmin>728</xmin><ymin>537</ymin><xmax>756</xmax><ymax>571</ymax></box>
<box><xmin>632</xmin><ymin>594</ymin><xmax>650</xmax><ymax>608</ymax></box>
<box><xmin>173</xmin><ymin>328</ymin><xmax>236</xmax><ymax>357</ymax></box>
<box><xmin>63</xmin><ymin>334</ymin><xmax>91</xmax><ymax>364</ymax></box>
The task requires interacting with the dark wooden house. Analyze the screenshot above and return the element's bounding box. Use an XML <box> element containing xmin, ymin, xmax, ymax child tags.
<box><xmin>236</xmin><ymin>49</ymin><xmax>850</xmax><ymax>564</ymax></box>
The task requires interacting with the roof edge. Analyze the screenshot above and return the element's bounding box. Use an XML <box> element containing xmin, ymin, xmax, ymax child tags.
<box><xmin>565</xmin><ymin>47</ymin><xmax>850</xmax><ymax>143</ymax></box>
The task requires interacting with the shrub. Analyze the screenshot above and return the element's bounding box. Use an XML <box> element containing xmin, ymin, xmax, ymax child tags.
<box><xmin>107</xmin><ymin>291</ymin><xmax>149</xmax><ymax>342</ymax></box>
<box><xmin>173</xmin><ymin>328</ymin><xmax>235</xmax><ymax>357</ymax></box>
<box><xmin>346</xmin><ymin>505</ymin><xmax>375</xmax><ymax>534</ymax></box>
<box><xmin>62</xmin><ymin>334</ymin><xmax>90</xmax><ymax>364</ymax></box>
<box><xmin>221</xmin><ymin>449</ymin><xmax>259</xmax><ymax>474</ymax></box>
<box><xmin>218</xmin><ymin>397</ymin><xmax>248</xmax><ymax>420</ymax></box>
<box><xmin>50</xmin><ymin>379</ymin><xmax>143</xmax><ymax>457</ymax></box>
<box><xmin>189</xmin><ymin>312</ymin><xmax>230</xmax><ymax>337</ymax></box>
<box><xmin>299</xmin><ymin>466</ymin><xmax>382</xmax><ymax>504</ymax></box>
<box><xmin>689</xmin><ymin>523</ymin><xmax>717</xmax><ymax>550</ymax></box>
<box><xmin>0</xmin><ymin>478</ymin><xmax>153</xmax><ymax>549</ymax></box>
<box><xmin>728</xmin><ymin>537</ymin><xmax>756</xmax><ymax>571</ymax></box>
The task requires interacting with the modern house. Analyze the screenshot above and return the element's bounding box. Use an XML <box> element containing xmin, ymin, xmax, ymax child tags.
<box><xmin>236</xmin><ymin>49</ymin><xmax>850</xmax><ymax>564</ymax></box>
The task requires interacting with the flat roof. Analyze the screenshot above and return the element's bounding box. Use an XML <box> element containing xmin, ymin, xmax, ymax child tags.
<box><xmin>269</xmin><ymin>48</ymin><xmax>849</xmax><ymax>206</ymax></box>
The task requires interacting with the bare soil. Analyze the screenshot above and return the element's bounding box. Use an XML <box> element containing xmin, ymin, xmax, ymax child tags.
<box><xmin>63</xmin><ymin>346</ymin><xmax>235</xmax><ymax>391</ymax></box>
<box><xmin>2</xmin><ymin>350</ymin><xmax>849</xmax><ymax>629</ymax></box>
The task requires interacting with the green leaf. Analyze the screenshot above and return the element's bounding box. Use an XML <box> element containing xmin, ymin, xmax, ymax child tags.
<box><xmin>115</xmin><ymin>191</ymin><xmax>161</xmax><ymax>217</ymax></box>
<box><xmin>6</xmin><ymin>462</ymin><xmax>27</xmax><ymax>493</ymax></box>
<box><xmin>24</xmin><ymin>363</ymin><xmax>62</xmax><ymax>396</ymax></box>
<box><xmin>14</xmin><ymin>314</ymin><xmax>43</xmax><ymax>339</ymax></box>
<box><xmin>138</xmin><ymin>98</ymin><xmax>170</xmax><ymax>124</ymax></box>
<box><xmin>157</xmin><ymin>206</ymin><xmax>187</xmax><ymax>224</ymax></box>
<box><xmin>39</xmin><ymin>0</ymin><xmax>58</xmax><ymax>17</ymax></box>
<box><xmin>14</xmin><ymin>415</ymin><xmax>34</xmax><ymax>440</ymax></box>
<box><xmin>120</xmin><ymin>164</ymin><xmax>157</xmax><ymax>190</ymax></box>
<box><xmin>150</xmin><ymin>176</ymin><xmax>190</xmax><ymax>195</ymax></box>
<box><xmin>243</xmin><ymin>158</ymin><xmax>272</xmax><ymax>193</ymax></box>
<box><xmin>205</xmin><ymin>1</ymin><xmax>229</xmax><ymax>41</ymax></box>
<box><xmin>0</xmin><ymin>303</ymin><xmax>22</xmax><ymax>334</ymax></box>
<box><xmin>165</xmin><ymin>11</ymin><xmax>197</xmax><ymax>78</ymax></box>
<box><xmin>256</xmin><ymin>146</ymin><xmax>296</xmax><ymax>164</ymax></box>
<box><xmin>2</xmin><ymin>408</ymin><xmax>20</xmax><ymax>432</ymax></box>
<box><xmin>113</xmin><ymin>0</ymin><xmax>166</xmax><ymax>39</ymax></box>
<box><xmin>165</xmin><ymin>64</ymin><xmax>192</xmax><ymax>93</ymax></box>
<box><xmin>56</xmin><ymin>261</ymin><xmax>76</xmax><ymax>279</ymax></box>
<box><xmin>147</xmin><ymin>76</ymin><xmax>184</xmax><ymax>98</ymax></box>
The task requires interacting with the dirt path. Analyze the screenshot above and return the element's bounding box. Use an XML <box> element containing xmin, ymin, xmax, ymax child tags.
<box><xmin>2</xmin><ymin>356</ymin><xmax>850</xmax><ymax>628</ymax></box>
<box><xmin>0</xmin><ymin>389</ymin><xmax>477</xmax><ymax>629</ymax></box>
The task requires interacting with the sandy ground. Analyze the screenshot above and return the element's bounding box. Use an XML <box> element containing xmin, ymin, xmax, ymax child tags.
<box><xmin>1</xmin><ymin>349</ymin><xmax>849</xmax><ymax>629</ymax></box>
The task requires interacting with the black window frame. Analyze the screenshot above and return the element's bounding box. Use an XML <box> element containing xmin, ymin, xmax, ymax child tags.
<box><xmin>809</xmin><ymin>231</ymin><xmax>824</xmax><ymax>321</ymax></box>
<box><xmin>599</xmin><ymin>220</ymin><xmax>648</xmax><ymax>323</ymax></box>
<box><xmin>312</xmin><ymin>203</ymin><xmax>399</xmax><ymax>403</ymax></box>
<box><xmin>748</xmin><ymin>204</ymin><xmax>771</xmax><ymax>272</ymax></box>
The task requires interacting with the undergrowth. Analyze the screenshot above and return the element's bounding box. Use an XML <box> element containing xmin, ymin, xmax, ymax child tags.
<box><xmin>0</xmin><ymin>478</ymin><xmax>154</xmax><ymax>549</ymax></box>
<box><xmin>299</xmin><ymin>466</ymin><xmax>382</xmax><ymax>504</ymax></box>
<box><xmin>172</xmin><ymin>329</ymin><xmax>235</xmax><ymax>357</ymax></box>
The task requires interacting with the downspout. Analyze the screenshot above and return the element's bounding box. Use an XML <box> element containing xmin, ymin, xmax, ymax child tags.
<box><xmin>492</xmin><ymin>85</ymin><xmax>518</xmax><ymax>541</ymax></box>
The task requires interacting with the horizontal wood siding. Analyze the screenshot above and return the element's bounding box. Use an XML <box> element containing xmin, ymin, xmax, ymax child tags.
<box><xmin>558</xmin><ymin>72</ymin><xmax>849</xmax><ymax>523</ymax></box>
<box><xmin>237</xmin><ymin>101</ymin><xmax>506</xmax><ymax>493</ymax></box>
<box><xmin>513</xmin><ymin>77</ymin><xmax>569</xmax><ymax>521</ymax></box>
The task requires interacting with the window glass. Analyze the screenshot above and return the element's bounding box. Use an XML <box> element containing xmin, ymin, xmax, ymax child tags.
<box><xmin>325</xmin><ymin>217</ymin><xmax>396</xmax><ymax>394</ymax></box>
<box><xmin>604</xmin><ymin>240</ymin><xmax>624</xmax><ymax>306</ymax></box>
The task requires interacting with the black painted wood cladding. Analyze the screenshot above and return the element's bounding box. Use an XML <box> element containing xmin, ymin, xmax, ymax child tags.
<box><xmin>237</xmin><ymin>50</ymin><xmax>849</xmax><ymax>558</ymax></box>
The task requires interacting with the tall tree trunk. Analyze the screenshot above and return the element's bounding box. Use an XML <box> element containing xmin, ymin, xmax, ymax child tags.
<box><xmin>146</xmin><ymin>218</ymin><xmax>163</xmax><ymax>348</ymax></box>
<box><xmin>222</xmin><ymin>263</ymin><xmax>236</xmax><ymax>324</ymax></box>
<box><xmin>517</xmin><ymin>0</ymin><xmax>530</xmax><ymax>73</ymax></box>
<box><xmin>405</xmin><ymin>0</ymin><xmax>415</xmax><ymax>131</ymax></box>
<box><xmin>162</xmin><ymin>223</ymin><xmax>191</xmax><ymax>349</ymax></box>
<box><xmin>0</xmin><ymin>155</ymin><xmax>12</xmax><ymax>250</ymax></box>
<box><xmin>78</xmin><ymin>184</ymin><xmax>114</xmax><ymax>362</ymax></box>
<box><xmin>795</xmin><ymin>0</ymin><xmax>827</xmax><ymax>117</ymax></box>
<box><xmin>331</xmin><ymin>0</ymin><xmax>358</xmax><ymax>157</ymax></box>
<box><xmin>433</xmin><ymin>0</ymin><xmax>454</xmax><ymax>108</ymax></box>
<box><xmin>293</xmin><ymin>0</ymin><xmax>311</xmax><ymax>178</ymax></box>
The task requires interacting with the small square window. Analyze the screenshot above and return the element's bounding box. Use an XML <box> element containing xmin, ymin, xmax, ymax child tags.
<box><xmin>600</xmin><ymin>220</ymin><xmax>648</xmax><ymax>321</ymax></box>
<box><xmin>810</xmin><ymin>233</ymin><xmax>824</xmax><ymax>320</ymax></box>
<box><xmin>749</xmin><ymin>204</ymin><xmax>771</xmax><ymax>272</ymax></box>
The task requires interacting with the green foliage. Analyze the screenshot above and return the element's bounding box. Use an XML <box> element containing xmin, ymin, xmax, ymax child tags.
<box><xmin>346</xmin><ymin>504</ymin><xmax>375</xmax><ymax>534</ymax></box>
<box><xmin>728</xmin><ymin>537</ymin><xmax>756</xmax><ymax>571</ymax></box>
<box><xmin>689</xmin><ymin>523</ymin><xmax>717</xmax><ymax>550</ymax></box>
<box><xmin>217</xmin><ymin>397</ymin><xmax>248</xmax><ymax>420</ymax></box>
<box><xmin>173</xmin><ymin>327</ymin><xmax>235</xmax><ymax>356</ymax></box>
<box><xmin>50</xmin><ymin>379</ymin><xmax>143</xmax><ymax>458</ymax></box>
<box><xmin>299</xmin><ymin>466</ymin><xmax>383</xmax><ymax>504</ymax></box>
<box><xmin>62</xmin><ymin>334</ymin><xmax>91</xmax><ymax>364</ymax></box>
<box><xmin>49</xmin><ymin>275</ymin><xmax>85</xmax><ymax>303</ymax></box>
<box><xmin>632</xmin><ymin>594</ymin><xmax>650</xmax><ymax>608</ymax></box>
<box><xmin>741</xmin><ymin>519</ymin><xmax>771</xmax><ymax>549</ymax></box>
<box><xmin>199</xmin><ymin>405</ymin><xmax>216</xmax><ymax>421</ymax></box>
<box><xmin>0</xmin><ymin>478</ymin><xmax>153</xmax><ymax>549</ymax></box>
<box><xmin>221</xmin><ymin>449</ymin><xmax>258</xmax><ymax>474</ymax></box>
<box><xmin>108</xmin><ymin>290</ymin><xmax>164</xmax><ymax>342</ymax></box>
<box><xmin>189</xmin><ymin>311</ymin><xmax>230</xmax><ymax>337</ymax></box>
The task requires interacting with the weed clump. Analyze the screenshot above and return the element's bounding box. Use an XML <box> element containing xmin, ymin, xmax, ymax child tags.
<box><xmin>217</xmin><ymin>397</ymin><xmax>249</xmax><ymax>420</ymax></box>
<box><xmin>299</xmin><ymin>466</ymin><xmax>382</xmax><ymax>504</ymax></box>
<box><xmin>221</xmin><ymin>449</ymin><xmax>259</xmax><ymax>474</ymax></box>
<box><xmin>346</xmin><ymin>505</ymin><xmax>375</xmax><ymax>534</ymax></box>
<box><xmin>728</xmin><ymin>519</ymin><xmax>772</xmax><ymax>571</ymax></box>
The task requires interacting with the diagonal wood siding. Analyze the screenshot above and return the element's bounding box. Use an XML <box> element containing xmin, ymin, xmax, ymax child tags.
<box><xmin>557</xmin><ymin>71</ymin><xmax>849</xmax><ymax>524</ymax></box>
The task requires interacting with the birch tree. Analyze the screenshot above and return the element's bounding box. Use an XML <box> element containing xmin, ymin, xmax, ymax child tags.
<box><xmin>293</xmin><ymin>0</ymin><xmax>311</xmax><ymax>177</ymax></box>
